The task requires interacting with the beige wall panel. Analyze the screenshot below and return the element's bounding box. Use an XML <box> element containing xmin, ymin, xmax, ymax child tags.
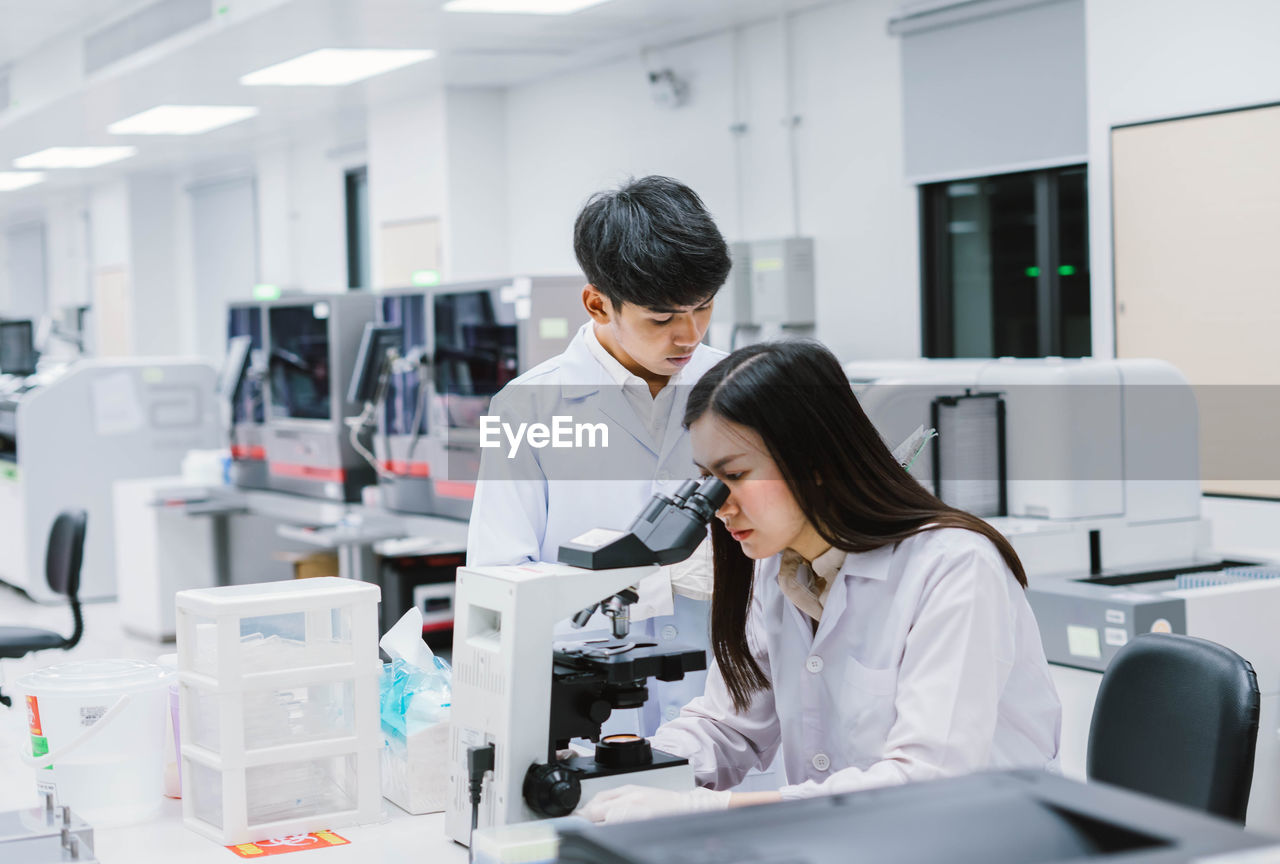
<box><xmin>1112</xmin><ymin>106</ymin><xmax>1280</xmax><ymax>496</ymax></box>
<box><xmin>92</xmin><ymin>266</ymin><xmax>132</xmax><ymax>357</ymax></box>
<box><xmin>379</xmin><ymin>217</ymin><xmax>441</xmax><ymax>288</ymax></box>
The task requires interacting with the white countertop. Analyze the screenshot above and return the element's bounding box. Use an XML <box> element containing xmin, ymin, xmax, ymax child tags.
<box><xmin>89</xmin><ymin>799</ymin><xmax>468</xmax><ymax>864</ymax></box>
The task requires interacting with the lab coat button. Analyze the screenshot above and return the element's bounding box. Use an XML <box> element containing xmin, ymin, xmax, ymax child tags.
<box><xmin>661</xmin><ymin>625</ymin><xmax>678</xmax><ymax>641</ymax></box>
<box><xmin>812</xmin><ymin>753</ymin><xmax>831</xmax><ymax>772</ymax></box>
<box><xmin>805</xmin><ymin>655</ymin><xmax>824</xmax><ymax>674</ymax></box>
<box><xmin>664</xmin><ymin>706</ymin><xmax>681</xmax><ymax>722</ymax></box>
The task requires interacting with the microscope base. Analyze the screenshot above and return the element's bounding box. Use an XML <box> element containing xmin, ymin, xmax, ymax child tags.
<box><xmin>576</xmin><ymin>755</ymin><xmax>696</xmax><ymax>804</ymax></box>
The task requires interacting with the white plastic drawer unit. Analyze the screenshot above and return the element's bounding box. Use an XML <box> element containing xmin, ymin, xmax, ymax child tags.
<box><xmin>175</xmin><ymin>577</ymin><xmax>383</xmax><ymax>845</ymax></box>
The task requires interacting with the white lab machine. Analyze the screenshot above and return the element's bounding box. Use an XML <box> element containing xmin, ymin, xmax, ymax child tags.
<box><xmin>371</xmin><ymin>277</ymin><xmax>582</xmax><ymax>520</ymax></box>
<box><xmin>0</xmin><ymin>359</ymin><xmax>220</xmax><ymax>602</ymax></box>
<box><xmin>844</xmin><ymin>357</ymin><xmax>1206</xmax><ymax>573</ymax></box>
<box><xmin>263</xmin><ymin>292</ymin><xmax>376</xmax><ymax>502</ymax></box>
<box><xmin>844</xmin><ymin>357</ymin><xmax>1280</xmax><ymax>833</ymax></box>
<box><xmin>710</xmin><ymin>237</ymin><xmax>815</xmax><ymax>350</ymax></box>
<box><xmin>225</xmin><ymin>301</ymin><xmax>270</xmax><ymax>491</ymax></box>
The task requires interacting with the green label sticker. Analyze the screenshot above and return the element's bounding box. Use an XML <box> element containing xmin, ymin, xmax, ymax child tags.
<box><xmin>538</xmin><ymin>318</ymin><xmax>570</xmax><ymax>340</ymax></box>
<box><xmin>31</xmin><ymin>735</ymin><xmax>51</xmax><ymax>770</ymax></box>
<box><xmin>0</xmin><ymin>464</ymin><xmax>17</xmax><ymax>483</ymax></box>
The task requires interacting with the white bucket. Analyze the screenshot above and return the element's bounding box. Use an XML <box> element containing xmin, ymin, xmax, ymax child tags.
<box><xmin>17</xmin><ymin>659</ymin><xmax>174</xmax><ymax>826</ymax></box>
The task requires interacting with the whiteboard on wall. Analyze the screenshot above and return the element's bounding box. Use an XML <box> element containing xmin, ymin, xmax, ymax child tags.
<box><xmin>380</xmin><ymin>217</ymin><xmax>440</xmax><ymax>287</ymax></box>
<box><xmin>1112</xmin><ymin>104</ymin><xmax>1280</xmax><ymax>497</ymax></box>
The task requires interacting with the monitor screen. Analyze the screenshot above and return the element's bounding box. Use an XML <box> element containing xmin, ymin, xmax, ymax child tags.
<box><xmin>227</xmin><ymin>306</ymin><xmax>265</xmax><ymax>424</ymax></box>
<box><xmin>433</xmin><ymin>290</ymin><xmax>518</xmax><ymax>428</ymax></box>
<box><xmin>380</xmin><ymin>294</ymin><xmax>428</xmax><ymax>436</ymax></box>
<box><xmin>0</xmin><ymin>320</ymin><xmax>37</xmax><ymax>376</ymax></box>
<box><xmin>268</xmin><ymin>305</ymin><xmax>332</xmax><ymax>421</ymax></box>
<box><xmin>219</xmin><ymin>335</ymin><xmax>254</xmax><ymax>407</ymax></box>
<box><xmin>347</xmin><ymin>323</ymin><xmax>403</xmax><ymax>405</ymax></box>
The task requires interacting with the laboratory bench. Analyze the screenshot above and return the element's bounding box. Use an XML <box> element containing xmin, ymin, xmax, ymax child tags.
<box><xmin>114</xmin><ymin>477</ymin><xmax>470</xmax><ymax>640</ymax></box>
<box><xmin>95</xmin><ymin>799</ymin><xmax>468</xmax><ymax>863</ymax></box>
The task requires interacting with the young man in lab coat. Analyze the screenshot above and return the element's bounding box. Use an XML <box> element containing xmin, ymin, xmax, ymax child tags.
<box><xmin>466</xmin><ymin>175</ymin><xmax>731</xmax><ymax>734</ymax></box>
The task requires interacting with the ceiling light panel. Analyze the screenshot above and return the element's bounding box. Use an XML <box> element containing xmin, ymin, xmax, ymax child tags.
<box><xmin>108</xmin><ymin>105</ymin><xmax>259</xmax><ymax>136</ymax></box>
<box><xmin>13</xmin><ymin>147</ymin><xmax>138</xmax><ymax>169</ymax></box>
<box><xmin>0</xmin><ymin>172</ymin><xmax>45</xmax><ymax>192</ymax></box>
<box><xmin>443</xmin><ymin>0</ymin><xmax>614</xmax><ymax>12</ymax></box>
<box><xmin>240</xmin><ymin>49</ymin><xmax>436</xmax><ymax>87</ymax></box>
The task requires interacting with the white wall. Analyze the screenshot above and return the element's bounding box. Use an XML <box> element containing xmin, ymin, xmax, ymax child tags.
<box><xmin>445</xmin><ymin>88</ymin><xmax>510</xmax><ymax>280</ymax></box>
<box><xmin>127</xmin><ymin>173</ymin><xmax>183</xmax><ymax>356</ymax></box>
<box><xmin>42</xmin><ymin>193</ymin><xmax>92</xmax><ymax>315</ymax></box>
<box><xmin>254</xmin><ymin>118</ymin><xmax>362</xmax><ymax>293</ymax></box>
<box><xmin>504</xmin><ymin>0</ymin><xmax>918</xmax><ymax>361</ymax></box>
<box><xmin>505</xmin><ymin>31</ymin><xmax>739</xmax><ymax>273</ymax></box>
<box><xmin>89</xmin><ymin>180</ymin><xmax>130</xmax><ymax>270</ymax></box>
<box><xmin>367</xmin><ymin>89</ymin><xmax>448</xmax><ymax>287</ymax></box>
<box><xmin>2</xmin><ymin>221</ymin><xmax>46</xmax><ymax>320</ymax></box>
<box><xmin>1085</xmin><ymin>0</ymin><xmax>1280</xmax><ymax>358</ymax></box>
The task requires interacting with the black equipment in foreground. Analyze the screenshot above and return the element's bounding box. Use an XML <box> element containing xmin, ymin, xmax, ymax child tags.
<box><xmin>556</xmin><ymin>770</ymin><xmax>1276</xmax><ymax>864</ymax></box>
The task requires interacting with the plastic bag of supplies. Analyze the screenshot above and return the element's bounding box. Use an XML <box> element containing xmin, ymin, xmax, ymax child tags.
<box><xmin>379</xmin><ymin>607</ymin><xmax>452</xmax><ymax>814</ymax></box>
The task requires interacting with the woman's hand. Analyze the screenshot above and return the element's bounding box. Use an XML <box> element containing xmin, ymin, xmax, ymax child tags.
<box><xmin>579</xmin><ymin>785</ymin><xmax>731</xmax><ymax>824</ymax></box>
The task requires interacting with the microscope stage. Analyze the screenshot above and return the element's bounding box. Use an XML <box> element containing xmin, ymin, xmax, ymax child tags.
<box><xmin>553</xmin><ymin>640</ymin><xmax>707</xmax><ymax>683</ymax></box>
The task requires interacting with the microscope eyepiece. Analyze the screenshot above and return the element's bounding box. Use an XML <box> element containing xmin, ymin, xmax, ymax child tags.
<box><xmin>670</xmin><ymin>479</ymin><xmax>700</xmax><ymax>505</ymax></box>
<box><xmin>682</xmin><ymin>477</ymin><xmax>728</xmax><ymax>521</ymax></box>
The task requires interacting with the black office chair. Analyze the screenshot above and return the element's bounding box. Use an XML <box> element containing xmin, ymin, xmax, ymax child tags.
<box><xmin>1087</xmin><ymin>632</ymin><xmax>1260</xmax><ymax>823</ymax></box>
<box><xmin>0</xmin><ymin>510</ymin><xmax>88</xmax><ymax>708</ymax></box>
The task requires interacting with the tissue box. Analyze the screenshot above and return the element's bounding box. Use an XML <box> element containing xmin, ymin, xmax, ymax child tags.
<box><xmin>382</xmin><ymin>718</ymin><xmax>451</xmax><ymax>814</ymax></box>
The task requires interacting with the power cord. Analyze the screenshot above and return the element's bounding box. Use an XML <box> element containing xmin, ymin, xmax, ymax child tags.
<box><xmin>467</xmin><ymin>743</ymin><xmax>496</xmax><ymax>862</ymax></box>
<box><xmin>345</xmin><ymin>350</ymin><xmax>398</xmax><ymax>480</ymax></box>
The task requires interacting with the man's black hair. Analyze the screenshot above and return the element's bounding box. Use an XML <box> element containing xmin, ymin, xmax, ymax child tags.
<box><xmin>573</xmin><ymin>175</ymin><xmax>732</xmax><ymax>311</ymax></box>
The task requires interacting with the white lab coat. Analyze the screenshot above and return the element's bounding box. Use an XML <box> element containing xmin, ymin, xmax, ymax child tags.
<box><xmin>466</xmin><ymin>323</ymin><xmax>726</xmax><ymax>731</ymax></box>
<box><xmin>651</xmin><ymin>527</ymin><xmax>1062</xmax><ymax>798</ymax></box>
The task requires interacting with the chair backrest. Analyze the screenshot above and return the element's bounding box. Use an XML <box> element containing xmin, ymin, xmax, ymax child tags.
<box><xmin>46</xmin><ymin>509</ymin><xmax>88</xmax><ymax>598</ymax></box>
<box><xmin>1087</xmin><ymin>633</ymin><xmax>1260</xmax><ymax>823</ymax></box>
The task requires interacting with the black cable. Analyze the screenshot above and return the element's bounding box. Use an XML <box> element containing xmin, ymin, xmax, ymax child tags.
<box><xmin>466</xmin><ymin>743</ymin><xmax>495</xmax><ymax>862</ymax></box>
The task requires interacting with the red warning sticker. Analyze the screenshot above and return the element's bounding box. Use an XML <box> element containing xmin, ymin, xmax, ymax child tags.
<box><xmin>226</xmin><ymin>831</ymin><xmax>350</xmax><ymax>857</ymax></box>
<box><xmin>26</xmin><ymin>695</ymin><xmax>42</xmax><ymax>736</ymax></box>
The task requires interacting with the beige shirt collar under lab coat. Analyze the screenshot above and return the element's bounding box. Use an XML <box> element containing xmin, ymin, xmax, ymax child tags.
<box><xmin>777</xmin><ymin>545</ymin><xmax>852</xmax><ymax>622</ymax></box>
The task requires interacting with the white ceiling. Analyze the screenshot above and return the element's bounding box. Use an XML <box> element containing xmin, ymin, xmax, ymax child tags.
<box><xmin>0</xmin><ymin>0</ymin><xmax>835</xmax><ymax>213</ymax></box>
<box><xmin>0</xmin><ymin>0</ymin><xmax>145</xmax><ymax>67</ymax></box>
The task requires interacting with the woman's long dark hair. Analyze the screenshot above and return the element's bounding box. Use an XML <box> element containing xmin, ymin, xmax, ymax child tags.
<box><xmin>685</xmin><ymin>340</ymin><xmax>1029</xmax><ymax>711</ymax></box>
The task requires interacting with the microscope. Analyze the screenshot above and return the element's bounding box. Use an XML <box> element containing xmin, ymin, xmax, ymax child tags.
<box><xmin>444</xmin><ymin>477</ymin><xmax>728</xmax><ymax>845</ymax></box>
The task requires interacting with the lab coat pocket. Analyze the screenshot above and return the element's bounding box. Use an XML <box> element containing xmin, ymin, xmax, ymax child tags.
<box><xmin>842</xmin><ymin>657</ymin><xmax>898</xmax><ymax>767</ymax></box>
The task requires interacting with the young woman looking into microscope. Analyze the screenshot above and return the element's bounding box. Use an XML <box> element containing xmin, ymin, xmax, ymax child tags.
<box><xmin>582</xmin><ymin>340</ymin><xmax>1061</xmax><ymax>823</ymax></box>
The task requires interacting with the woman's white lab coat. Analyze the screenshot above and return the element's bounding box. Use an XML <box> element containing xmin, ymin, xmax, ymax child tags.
<box><xmin>466</xmin><ymin>323</ymin><xmax>726</xmax><ymax>730</ymax></box>
<box><xmin>651</xmin><ymin>527</ymin><xmax>1062</xmax><ymax>798</ymax></box>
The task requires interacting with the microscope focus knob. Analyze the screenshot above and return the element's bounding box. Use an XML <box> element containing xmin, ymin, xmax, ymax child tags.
<box><xmin>523</xmin><ymin>762</ymin><xmax>582</xmax><ymax>818</ymax></box>
<box><xmin>586</xmin><ymin>698</ymin><xmax>612</xmax><ymax>725</ymax></box>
